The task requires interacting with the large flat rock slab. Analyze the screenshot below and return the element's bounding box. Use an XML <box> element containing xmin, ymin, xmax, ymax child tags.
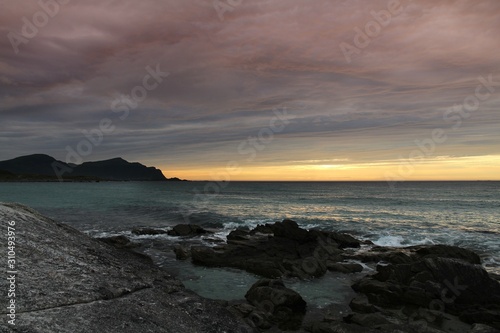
<box><xmin>0</xmin><ymin>203</ymin><xmax>252</xmax><ymax>332</ymax></box>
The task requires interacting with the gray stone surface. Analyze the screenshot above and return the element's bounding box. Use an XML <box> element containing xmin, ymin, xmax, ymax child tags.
<box><xmin>0</xmin><ymin>203</ymin><xmax>253</xmax><ymax>333</ymax></box>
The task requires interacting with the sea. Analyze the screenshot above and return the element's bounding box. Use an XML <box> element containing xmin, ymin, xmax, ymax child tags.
<box><xmin>1</xmin><ymin>181</ymin><xmax>499</xmax><ymax>307</ymax></box>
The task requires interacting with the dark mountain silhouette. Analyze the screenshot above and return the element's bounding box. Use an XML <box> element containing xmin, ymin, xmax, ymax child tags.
<box><xmin>0</xmin><ymin>154</ymin><xmax>60</xmax><ymax>176</ymax></box>
<box><xmin>0</xmin><ymin>154</ymin><xmax>177</xmax><ymax>181</ymax></box>
<box><xmin>71</xmin><ymin>157</ymin><xmax>166</xmax><ymax>181</ymax></box>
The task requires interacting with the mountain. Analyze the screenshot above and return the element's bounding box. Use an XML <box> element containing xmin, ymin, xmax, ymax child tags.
<box><xmin>0</xmin><ymin>154</ymin><xmax>174</xmax><ymax>181</ymax></box>
<box><xmin>71</xmin><ymin>157</ymin><xmax>166</xmax><ymax>181</ymax></box>
<box><xmin>0</xmin><ymin>154</ymin><xmax>60</xmax><ymax>176</ymax></box>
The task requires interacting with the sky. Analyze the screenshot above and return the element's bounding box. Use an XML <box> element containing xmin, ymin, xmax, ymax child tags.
<box><xmin>1</xmin><ymin>0</ymin><xmax>499</xmax><ymax>181</ymax></box>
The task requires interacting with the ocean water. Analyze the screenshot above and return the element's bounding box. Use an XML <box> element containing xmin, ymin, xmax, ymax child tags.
<box><xmin>1</xmin><ymin>181</ymin><xmax>499</xmax><ymax>305</ymax></box>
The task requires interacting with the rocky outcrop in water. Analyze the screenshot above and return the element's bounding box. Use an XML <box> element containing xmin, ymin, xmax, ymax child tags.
<box><xmin>167</xmin><ymin>223</ymin><xmax>213</xmax><ymax>237</ymax></box>
<box><xmin>131</xmin><ymin>227</ymin><xmax>169</xmax><ymax>235</ymax></box>
<box><xmin>0</xmin><ymin>203</ymin><xmax>252</xmax><ymax>333</ymax></box>
<box><xmin>189</xmin><ymin>219</ymin><xmax>360</xmax><ymax>279</ymax></box>
<box><xmin>171</xmin><ymin>219</ymin><xmax>500</xmax><ymax>333</ymax></box>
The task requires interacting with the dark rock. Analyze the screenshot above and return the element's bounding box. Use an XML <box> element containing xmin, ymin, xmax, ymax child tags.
<box><xmin>131</xmin><ymin>227</ymin><xmax>168</xmax><ymax>235</ymax></box>
<box><xmin>245</xmin><ymin>279</ymin><xmax>306</xmax><ymax>330</ymax></box>
<box><xmin>327</xmin><ymin>262</ymin><xmax>363</xmax><ymax>273</ymax></box>
<box><xmin>167</xmin><ymin>224</ymin><xmax>212</xmax><ymax>237</ymax></box>
<box><xmin>173</xmin><ymin>244</ymin><xmax>191</xmax><ymax>260</ymax></box>
<box><xmin>188</xmin><ymin>220</ymin><xmax>357</xmax><ymax>279</ymax></box>
<box><xmin>349</xmin><ymin>295</ymin><xmax>378</xmax><ymax>313</ymax></box>
<box><xmin>351</xmin><ymin>256</ymin><xmax>500</xmax><ymax>330</ymax></box>
<box><xmin>97</xmin><ymin>235</ymin><xmax>140</xmax><ymax>249</ymax></box>
<box><xmin>309</xmin><ymin>229</ymin><xmax>361</xmax><ymax>249</ymax></box>
<box><xmin>270</xmin><ymin>219</ymin><xmax>313</xmax><ymax>243</ymax></box>
<box><xmin>230</xmin><ymin>302</ymin><xmax>256</xmax><ymax>316</ymax></box>
<box><xmin>345</xmin><ymin>313</ymin><xmax>392</xmax><ymax>328</ymax></box>
<box><xmin>468</xmin><ymin>323</ymin><xmax>500</xmax><ymax>333</ymax></box>
<box><xmin>410</xmin><ymin>244</ymin><xmax>481</xmax><ymax>265</ymax></box>
<box><xmin>227</xmin><ymin>229</ymin><xmax>251</xmax><ymax>241</ymax></box>
<box><xmin>250</xmin><ymin>224</ymin><xmax>274</xmax><ymax>235</ymax></box>
<box><xmin>346</xmin><ymin>244</ymin><xmax>481</xmax><ymax>267</ymax></box>
<box><xmin>245</xmin><ymin>279</ymin><xmax>307</xmax><ymax>312</ymax></box>
<box><xmin>347</xmin><ymin>247</ymin><xmax>414</xmax><ymax>264</ymax></box>
<box><xmin>460</xmin><ymin>309</ymin><xmax>500</xmax><ymax>330</ymax></box>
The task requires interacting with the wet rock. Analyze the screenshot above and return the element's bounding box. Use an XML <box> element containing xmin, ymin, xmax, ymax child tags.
<box><xmin>309</xmin><ymin>229</ymin><xmax>361</xmax><ymax>249</ymax></box>
<box><xmin>167</xmin><ymin>223</ymin><xmax>212</xmax><ymax>237</ymax></box>
<box><xmin>173</xmin><ymin>243</ymin><xmax>191</xmax><ymax>260</ymax></box>
<box><xmin>250</xmin><ymin>224</ymin><xmax>274</xmax><ymax>235</ymax></box>
<box><xmin>327</xmin><ymin>262</ymin><xmax>363</xmax><ymax>273</ymax></box>
<box><xmin>227</xmin><ymin>229</ymin><xmax>251</xmax><ymax>241</ymax></box>
<box><xmin>131</xmin><ymin>227</ymin><xmax>168</xmax><ymax>235</ymax></box>
<box><xmin>409</xmin><ymin>244</ymin><xmax>481</xmax><ymax>265</ymax></box>
<box><xmin>307</xmin><ymin>321</ymin><xmax>379</xmax><ymax>333</ymax></box>
<box><xmin>349</xmin><ymin>247</ymin><xmax>414</xmax><ymax>264</ymax></box>
<box><xmin>351</xmin><ymin>257</ymin><xmax>500</xmax><ymax>330</ymax></box>
<box><xmin>245</xmin><ymin>279</ymin><xmax>306</xmax><ymax>330</ymax></box>
<box><xmin>347</xmin><ymin>244</ymin><xmax>482</xmax><ymax>267</ymax></box>
<box><xmin>349</xmin><ymin>295</ymin><xmax>378</xmax><ymax>313</ymax></box>
<box><xmin>189</xmin><ymin>220</ymin><xmax>355</xmax><ymax>279</ymax></box>
<box><xmin>230</xmin><ymin>302</ymin><xmax>256</xmax><ymax>316</ymax></box>
<box><xmin>468</xmin><ymin>323</ymin><xmax>500</xmax><ymax>333</ymax></box>
<box><xmin>270</xmin><ymin>219</ymin><xmax>313</xmax><ymax>243</ymax></box>
<box><xmin>345</xmin><ymin>312</ymin><xmax>392</xmax><ymax>328</ymax></box>
<box><xmin>97</xmin><ymin>235</ymin><xmax>140</xmax><ymax>249</ymax></box>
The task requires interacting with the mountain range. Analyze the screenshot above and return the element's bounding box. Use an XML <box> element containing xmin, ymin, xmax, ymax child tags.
<box><xmin>0</xmin><ymin>154</ymin><xmax>182</xmax><ymax>181</ymax></box>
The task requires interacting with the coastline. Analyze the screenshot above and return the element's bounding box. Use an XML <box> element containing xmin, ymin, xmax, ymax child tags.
<box><xmin>2</xmin><ymin>202</ymin><xmax>499</xmax><ymax>332</ymax></box>
<box><xmin>0</xmin><ymin>203</ymin><xmax>252</xmax><ymax>333</ymax></box>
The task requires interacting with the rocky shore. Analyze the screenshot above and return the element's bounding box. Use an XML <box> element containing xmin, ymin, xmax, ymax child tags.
<box><xmin>165</xmin><ymin>220</ymin><xmax>500</xmax><ymax>332</ymax></box>
<box><xmin>1</xmin><ymin>203</ymin><xmax>499</xmax><ymax>333</ymax></box>
<box><xmin>0</xmin><ymin>203</ymin><xmax>252</xmax><ymax>333</ymax></box>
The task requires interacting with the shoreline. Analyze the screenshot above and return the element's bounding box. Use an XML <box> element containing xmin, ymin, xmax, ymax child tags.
<box><xmin>2</xmin><ymin>202</ymin><xmax>500</xmax><ymax>332</ymax></box>
<box><xmin>99</xmin><ymin>219</ymin><xmax>500</xmax><ymax>332</ymax></box>
<box><xmin>0</xmin><ymin>202</ymin><xmax>252</xmax><ymax>333</ymax></box>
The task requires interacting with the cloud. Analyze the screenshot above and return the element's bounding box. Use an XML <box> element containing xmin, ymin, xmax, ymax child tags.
<box><xmin>1</xmin><ymin>0</ymin><xmax>499</xmax><ymax>179</ymax></box>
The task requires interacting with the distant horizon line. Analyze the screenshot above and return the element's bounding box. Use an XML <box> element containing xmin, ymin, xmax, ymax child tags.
<box><xmin>188</xmin><ymin>180</ymin><xmax>499</xmax><ymax>182</ymax></box>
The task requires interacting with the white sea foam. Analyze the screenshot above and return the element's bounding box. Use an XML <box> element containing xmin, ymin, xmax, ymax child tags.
<box><xmin>372</xmin><ymin>234</ymin><xmax>436</xmax><ymax>247</ymax></box>
<box><xmin>373</xmin><ymin>235</ymin><xmax>405</xmax><ymax>247</ymax></box>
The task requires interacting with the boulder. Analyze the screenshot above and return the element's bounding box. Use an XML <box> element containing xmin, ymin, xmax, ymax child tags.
<box><xmin>173</xmin><ymin>244</ymin><xmax>191</xmax><ymax>260</ymax></box>
<box><xmin>244</xmin><ymin>279</ymin><xmax>306</xmax><ymax>330</ymax></box>
<box><xmin>270</xmin><ymin>219</ymin><xmax>313</xmax><ymax>243</ymax></box>
<box><xmin>167</xmin><ymin>224</ymin><xmax>212</xmax><ymax>237</ymax></box>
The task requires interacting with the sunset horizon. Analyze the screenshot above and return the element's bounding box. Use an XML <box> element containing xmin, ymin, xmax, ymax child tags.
<box><xmin>2</xmin><ymin>0</ymin><xmax>499</xmax><ymax>181</ymax></box>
